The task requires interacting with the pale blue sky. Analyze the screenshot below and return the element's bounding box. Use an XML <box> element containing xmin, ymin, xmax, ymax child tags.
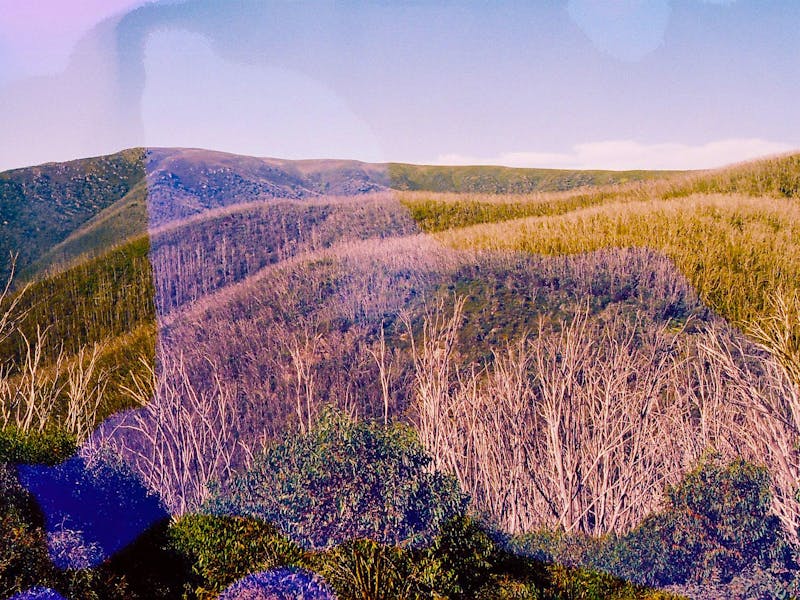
<box><xmin>1</xmin><ymin>0</ymin><xmax>798</xmax><ymax>171</ymax></box>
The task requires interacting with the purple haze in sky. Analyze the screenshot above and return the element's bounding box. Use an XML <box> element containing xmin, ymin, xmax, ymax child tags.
<box><xmin>0</xmin><ymin>0</ymin><xmax>798</xmax><ymax>171</ymax></box>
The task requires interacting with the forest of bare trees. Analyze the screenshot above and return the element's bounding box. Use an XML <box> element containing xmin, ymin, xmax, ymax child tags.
<box><xmin>407</xmin><ymin>292</ymin><xmax>800</xmax><ymax>542</ymax></box>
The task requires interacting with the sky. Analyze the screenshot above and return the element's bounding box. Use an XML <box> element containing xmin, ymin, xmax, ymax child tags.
<box><xmin>0</xmin><ymin>0</ymin><xmax>798</xmax><ymax>171</ymax></box>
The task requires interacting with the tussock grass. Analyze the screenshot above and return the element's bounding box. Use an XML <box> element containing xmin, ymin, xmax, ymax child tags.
<box><xmin>437</xmin><ymin>193</ymin><xmax>800</xmax><ymax>329</ymax></box>
<box><xmin>404</xmin><ymin>153</ymin><xmax>800</xmax><ymax>233</ymax></box>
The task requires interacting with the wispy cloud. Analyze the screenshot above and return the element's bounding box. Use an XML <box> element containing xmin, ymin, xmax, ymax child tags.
<box><xmin>436</xmin><ymin>139</ymin><xmax>796</xmax><ymax>171</ymax></box>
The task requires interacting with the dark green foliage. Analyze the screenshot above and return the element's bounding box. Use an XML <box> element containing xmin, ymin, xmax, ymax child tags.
<box><xmin>599</xmin><ymin>457</ymin><xmax>795</xmax><ymax>589</ymax></box>
<box><xmin>208</xmin><ymin>410</ymin><xmax>468</xmax><ymax>549</ymax></box>
<box><xmin>169</xmin><ymin>514</ymin><xmax>304</xmax><ymax>597</ymax></box>
<box><xmin>431</xmin><ymin>516</ymin><xmax>500</xmax><ymax>597</ymax></box>
<box><xmin>311</xmin><ymin>538</ymin><xmax>435</xmax><ymax>600</ymax></box>
<box><xmin>513</xmin><ymin>458</ymin><xmax>799</xmax><ymax>597</ymax></box>
<box><xmin>0</xmin><ymin>464</ymin><xmax>52</xmax><ymax>598</ymax></box>
<box><xmin>305</xmin><ymin>513</ymin><xmax>677</xmax><ymax>600</ymax></box>
<box><xmin>0</xmin><ymin>428</ymin><xmax>76</xmax><ymax>465</ymax></box>
<box><xmin>545</xmin><ymin>564</ymin><xmax>678</xmax><ymax>600</ymax></box>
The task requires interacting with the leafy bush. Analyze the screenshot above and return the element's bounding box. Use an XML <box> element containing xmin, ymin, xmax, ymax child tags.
<box><xmin>600</xmin><ymin>456</ymin><xmax>795</xmax><ymax>588</ymax></box>
<box><xmin>311</xmin><ymin>539</ymin><xmax>425</xmax><ymax>600</ymax></box>
<box><xmin>207</xmin><ymin>410</ymin><xmax>468</xmax><ymax>549</ymax></box>
<box><xmin>0</xmin><ymin>464</ymin><xmax>52</xmax><ymax>597</ymax></box>
<box><xmin>430</xmin><ymin>516</ymin><xmax>499</xmax><ymax>597</ymax></box>
<box><xmin>546</xmin><ymin>564</ymin><xmax>679</xmax><ymax>600</ymax></box>
<box><xmin>0</xmin><ymin>428</ymin><xmax>76</xmax><ymax>465</ymax></box>
<box><xmin>169</xmin><ymin>514</ymin><xmax>304</xmax><ymax>596</ymax></box>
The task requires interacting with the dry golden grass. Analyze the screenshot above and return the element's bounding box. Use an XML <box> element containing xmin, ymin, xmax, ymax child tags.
<box><xmin>437</xmin><ymin>193</ymin><xmax>800</xmax><ymax>328</ymax></box>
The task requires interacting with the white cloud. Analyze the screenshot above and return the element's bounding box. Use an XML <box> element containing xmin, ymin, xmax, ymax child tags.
<box><xmin>436</xmin><ymin>139</ymin><xmax>796</xmax><ymax>171</ymax></box>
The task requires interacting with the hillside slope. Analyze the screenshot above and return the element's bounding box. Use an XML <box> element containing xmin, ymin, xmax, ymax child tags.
<box><xmin>0</xmin><ymin>147</ymin><xmax>677</xmax><ymax>279</ymax></box>
<box><xmin>2</xmin><ymin>151</ymin><xmax>800</xmax><ymax>599</ymax></box>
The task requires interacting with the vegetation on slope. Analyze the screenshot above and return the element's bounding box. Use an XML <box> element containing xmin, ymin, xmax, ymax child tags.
<box><xmin>387</xmin><ymin>163</ymin><xmax>674</xmax><ymax>194</ymax></box>
<box><xmin>438</xmin><ymin>194</ymin><xmax>800</xmax><ymax>328</ymax></box>
<box><xmin>0</xmin><ymin>412</ymin><xmax>684</xmax><ymax>599</ymax></box>
<box><xmin>518</xmin><ymin>455</ymin><xmax>799</xmax><ymax>598</ymax></box>
<box><xmin>1</xmin><ymin>147</ymin><xmax>677</xmax><ymax>279</ymax></box>
<box><xmin>0</xmin><ymin>149</ymin><xmax>146</xmax><ymax>280</ymax></box>
<box><xmin>28</xmin><ymin>182</ymin><xmax>150</xmax><ymax>278</ymax></box>
<box><xmin>0</xmin><ymin>239</ymin><xmax>156</xmax><ymax>434</ymax></box>
<box><xmin>404</xmin><ymin>153</ymin><xmax>800</xmax><ymax>234</ymax></box>
<box><xmin>2</xmin><ymin>150</ymin><xmax>800</xmax><ymax>598</ymax></box>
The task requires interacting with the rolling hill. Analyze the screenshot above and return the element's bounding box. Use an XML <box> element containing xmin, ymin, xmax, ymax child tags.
<box><xmin>0</xmin><ymin>147</ymin><xmax>678</xmax><ymax>281</ymax></box>
<box><xmin>2</xmin><ymin>148</ymin><xmax>800</xmax><ymax>599</ymax></box>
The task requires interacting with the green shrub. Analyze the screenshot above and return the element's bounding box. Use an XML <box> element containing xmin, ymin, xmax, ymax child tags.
<box><xmin>546</xmin><ymin>564</ymin><xmax>679</xmax><ymax>600</ymax></box>
<box><xmin>600</xmin><ymin>456</ymin><xmax>794</xmax><ymax>588</ymax></box>
<box><xmin>207</xmin><ymin>409</ymin><xmax>468</xmax><ymax>549</ymax></box>
<box><xmin>0</xmin><ymin>463</ymin><xmax>53</xmax><ymax>597</ymax></box>
<box><xmin>0</xmin><ymin>428</ymin><xmax>76</xmax><ymax>465</ymax></box>
<box><xmin>311</xmin><ymin>539</ymin><xmax>422</xmax><ymax>600</ymax></box>
<box><xmin>169</xmin><ymin>514</ymin><xmax>304</xmax><ymax>596</ymax></box>
<box><xmin>430</xmin><ymin>516</ymin><xmax>499</xmax><ymax>597</ymax></box>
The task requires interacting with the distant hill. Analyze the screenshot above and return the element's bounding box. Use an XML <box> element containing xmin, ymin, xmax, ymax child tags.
<box><xmin>385</xmin><ymin>162</ymin><xmax>675</xmax><ymax>193</ymax></box>
<box><xmin>0</xmin><ymin>148</ymin><xmax>147</xmax><ymax>279</ymax></box>
<box><xmin>0</xmin><ymin>147</ymin><xmax>677</xmax><ymax>280</ymax></box>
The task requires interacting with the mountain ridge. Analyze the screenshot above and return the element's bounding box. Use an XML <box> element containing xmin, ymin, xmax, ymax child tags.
<box><xmin>0</xmin><ymin>146</ymin><xmax>679</xmax><ymax>280</ymax></box>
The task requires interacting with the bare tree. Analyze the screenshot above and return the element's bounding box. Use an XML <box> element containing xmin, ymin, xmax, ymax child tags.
<box><xmin>368</xmin><ymin>320</ymin><xmax>395</xmax><ymax>425</ymax></box>
<box><xmin>281</xmin><ymin>321</ymin><xmax>324</xmax><ymax>435</ymax></box>
<box><xmin>64</xmin><ymin>342</ymin><xmax>109</xmax><ymax>443</ymax></box>
<box><xmin>402</xmin><ymin>295</ymin><xmax>466</xmax><ymax>474</ymax></box>
<box><xmin>0</xmin><ymin>253</ymin><xmax>30</xmax><ymax>345</ymax></box>
<box><xmin>691</xmin><ymin>325</ymin><xmax>800</xmax><ymax>544</ymax></box>
<box><xmin>95</xmin><ymin>352</ymin><xmax>239</xmax><ymax>515</ymax></box>
<box><xmin>407</xmin><ymin>298</ymin><xmax>706</xmax><ymax>536</ymax></box>
<box><xmin>0</xmin><ymin>326</ymin><xmax>65</xmax><ymax>433</ymax></box>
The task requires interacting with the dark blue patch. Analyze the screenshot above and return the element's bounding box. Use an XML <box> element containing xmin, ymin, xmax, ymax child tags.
<box><xmin>17</xmin><ymin>456</ymin><xmax>167</xmax><ymax>568</ymax></box>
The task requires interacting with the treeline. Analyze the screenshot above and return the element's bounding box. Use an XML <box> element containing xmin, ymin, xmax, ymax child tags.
<box><xmin>0</xmin><ymin>238</ymin><xmax>155</xmax><ymax>363</ymax></box>
<box><xmin>387</xmin><ymin>162</ymin><xmax>670</xmax><ymax>194</ymax></box>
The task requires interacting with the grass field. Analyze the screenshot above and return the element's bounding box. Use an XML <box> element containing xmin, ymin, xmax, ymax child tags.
<box><xmin>437</xmin><ymin>193</ymin><xmax>800</xmax><ymax>328</ymax></box>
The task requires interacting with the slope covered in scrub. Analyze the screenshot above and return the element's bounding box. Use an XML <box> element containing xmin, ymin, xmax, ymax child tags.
<box><xmin>1</xmin><ymin>147</ymin><xmax>675</xmax><ymax>279</ymax></box>
<box><xmin>2</xmin><ymin>149</ymin><xmax>800</xmax><ymax>599</ymax></box>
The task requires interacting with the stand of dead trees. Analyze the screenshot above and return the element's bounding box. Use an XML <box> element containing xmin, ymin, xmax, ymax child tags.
<box><xmin>0</xmin><ymin>255</ymin><xmax>107</xmax><ymax>441</ymax></box>
<box><xmin>87</xmin><ymin>352</ymin><xmax>239</xmax><ymax>515</ymax></box>
<box><xmin>408</xmin><ymin>295</ymin><xmax>800</xmax><ymax>542</ymax></box>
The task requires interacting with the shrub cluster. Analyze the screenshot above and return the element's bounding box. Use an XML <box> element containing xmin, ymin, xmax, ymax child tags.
<box><xmin>518</xmin><ymin>456</ymin><xmax>800</xmax><ymax>599</ymax></box>
<box><xmin>206</xmin><ymin>410</ymin><xmax>468</xmax><ymax>549</ymax></box>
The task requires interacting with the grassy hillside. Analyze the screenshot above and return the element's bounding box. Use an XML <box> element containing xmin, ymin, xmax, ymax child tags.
<box><xmin>0</xmin><ymin>148</ymin><xmax>147</xmax><ymax>280</ymax></box>
<box><xmin>28</xmin><ymin>181</ymin><xmax>150</xmax><ymax>278</ymax></box>
<box><xmin>403</xmin><ymin>153</ymin><xmax>800</xmax><ymax>233</ymax></box>
<box><xmin>438</xmin><ymin>194</ymin><xmax>800</xmax><ymax>328</ymax></box>
<box><xmin>1</xmin><ymin>148</ymin><xmax>676</xmax><ymax>280</ymax></box>
<box><xmin>387</xmin><ymin>162</ymin><xmax>675</xmax><ymax>194</ymax></box>
<box><xmin>397</xmin><ymin>153</ymin><xmax>800</xmax><ymax>338</ymax></box>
